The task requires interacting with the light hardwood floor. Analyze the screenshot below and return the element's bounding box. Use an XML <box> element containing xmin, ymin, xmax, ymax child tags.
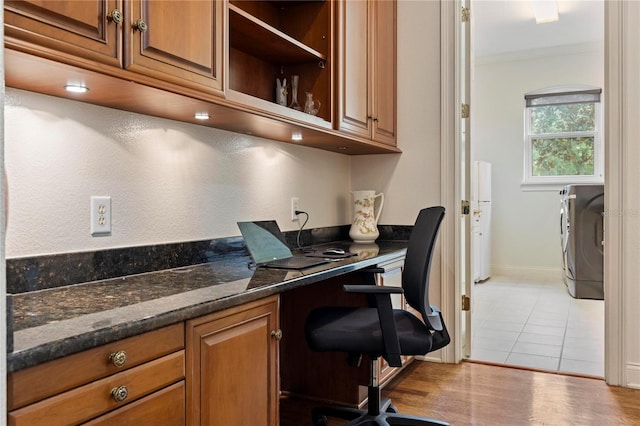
<box><xmin>282</xmin><ymin>361</ymin><xmax>640</xmax><ymax>425</ymax></box>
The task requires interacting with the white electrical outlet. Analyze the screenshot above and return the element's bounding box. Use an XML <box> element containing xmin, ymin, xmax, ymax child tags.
<box><xmin>91</xmin><ymin>196</ymin><xmax>111</xmax><ymax>236</ymax></box>
<box><xmin>291</xmin><ymin>197</ymin><xmax>300</xmax><ymax>221</ymax></box>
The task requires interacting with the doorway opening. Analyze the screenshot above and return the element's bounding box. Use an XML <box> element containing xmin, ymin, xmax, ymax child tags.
<box><xmin>466</xmin><ymin>0</ymin><xmax>605</xmax><ymax>377</ymax></box>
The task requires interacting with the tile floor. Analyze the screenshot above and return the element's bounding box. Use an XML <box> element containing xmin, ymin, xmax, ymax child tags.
<box><xmin>470</xmin><ymin>275</ymin><xmax>604</xmax><ymax>377</ymax></box>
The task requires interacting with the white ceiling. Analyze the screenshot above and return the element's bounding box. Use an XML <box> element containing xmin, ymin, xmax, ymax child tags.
<box><xmin>473</xmin><ymin>0</ymin><xmax>604</xmax><ymax>58</ymax></box>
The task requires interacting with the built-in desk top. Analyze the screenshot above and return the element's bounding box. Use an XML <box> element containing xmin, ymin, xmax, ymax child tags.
<box><xmin>8</xmin><ymin>240</ymin><xmax>408</xmax><ymax>373</ymax></box>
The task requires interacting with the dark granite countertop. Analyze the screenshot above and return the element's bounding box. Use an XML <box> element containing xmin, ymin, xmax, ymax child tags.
<box><xmin>8</xmin><ymin>240</ymin><xmax>408</xmax><ymax>373</ymax></box>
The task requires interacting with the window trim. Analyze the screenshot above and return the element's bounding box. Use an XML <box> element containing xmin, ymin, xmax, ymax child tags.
<box><xmin>522</xmin><ymin>85</ymin><xmax>604</xmax><ymax>191</ymax></box>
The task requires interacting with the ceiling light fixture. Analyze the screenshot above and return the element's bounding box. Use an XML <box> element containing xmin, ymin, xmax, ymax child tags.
<box><xmin>194</xmin><ymin>112</ymin><xmax>210</xmax><ymax>120</ymax></box>
<box><xmin>64</xmin><ymin>85</ymin><xmax>89</xmax><ymax>93</ymax></box>
<box><xmin>533</xmin><ymin>0</ymin><xmax>559</xmax><ymax>24</ymax></box>
<box><xmin>291</xmin><ymin>132</ymin><xmax>303</xmax><ymax>141</ymax></box>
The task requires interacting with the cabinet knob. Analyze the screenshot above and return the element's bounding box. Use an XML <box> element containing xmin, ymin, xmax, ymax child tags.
<box><xmin>109</xmin><ymin>350</ymin><xmax>127</xmax><ymax>368</ymax></box>
<box><xmin>133</xmin><ymin>19</ymin><xmax>148</xmax><ymax>32</ymax></box>
<box><xmin>107</xmin><ymin>9</ymin><xmax>124</xmax><ymax>25</ymax></box>
<box><xmin>271</xmin><ymin>329</ymin><xmax>283</xmax><ymax>340</ymax></box>
<box><xmin>111</xmin><ymin>385</ymin><xmax>129</xmax><ymax>403</ymax></box>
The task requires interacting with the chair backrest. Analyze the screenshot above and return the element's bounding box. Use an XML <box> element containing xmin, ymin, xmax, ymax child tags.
<box><xmin>401</xmin><ymin>206</ymin><xmax>446</xmax><ymax>330</ymax></box>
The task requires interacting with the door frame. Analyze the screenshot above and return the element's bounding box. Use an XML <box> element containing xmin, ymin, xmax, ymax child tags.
<box><xmin>437</xmin><ymin>0</ymin><xmax>460</xmax><ymax>364</ymax></box>
<box><xmin>603</xmin><ymin>0</ymin><xmax>630</xmax><ymax>387</ymax></box>
<box><xmin>440</xmin><ymin>0</ymin><xmax>624</xmax><ymax>385</ymax></box>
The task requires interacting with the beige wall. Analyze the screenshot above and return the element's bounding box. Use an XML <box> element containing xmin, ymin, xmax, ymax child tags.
<box><xmin>353</xmin><ymin>0</ymin><xmax>442</xmax><ymax>225</ymax></box>
<box><xmin>5</xmin><ymin>89</ymin><xmax>353</xmax><ymax>257</ymax></box>
<box><xmin>473</xmin><ymin>44</ymin><xmax>604</xmax><ymax>276</ymax></box>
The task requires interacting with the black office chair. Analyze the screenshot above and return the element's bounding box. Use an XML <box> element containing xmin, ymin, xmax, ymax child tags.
<box><xmin>305</xmin><ymin>206</ymin><xmax>450</xmax><ymax>426</ymax></box>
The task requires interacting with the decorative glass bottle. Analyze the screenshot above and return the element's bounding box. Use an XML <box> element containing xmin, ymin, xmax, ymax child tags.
<box><xmin>304</xmin><ymin>92</ymin><xmax>321</xmax><ymax>116</ymax></box>
<box><xmin>289</xmin><ymin>75</ymin><xmax>302</xmax><ymax>111</ymax></box>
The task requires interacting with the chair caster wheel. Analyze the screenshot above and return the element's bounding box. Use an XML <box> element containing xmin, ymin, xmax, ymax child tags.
<box><xmin>312</xmin><ymin>415</ymin><xmax>328</xmax><ymax>426</ymax></box>
<box><xmin>386</xmin><ymin>404</ymin><xmax>398</xmax><ymax>413</ymax></box>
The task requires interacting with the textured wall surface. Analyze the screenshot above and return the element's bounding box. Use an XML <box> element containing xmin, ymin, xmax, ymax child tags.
<box><xmin>4</xmin><ymin>89</ymin><xmax>352</xmax><ymax>257</ymax></box>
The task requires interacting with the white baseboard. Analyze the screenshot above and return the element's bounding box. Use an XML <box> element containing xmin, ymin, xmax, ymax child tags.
<box><xmin>627</xmin><ymin>362</ymin><xmax>640</xmax><ymax>389</ymax></box>
<box><xmin>490</xmin><ymin>265</ymin><xmax>563</xmax><ymax>282</ymax></box>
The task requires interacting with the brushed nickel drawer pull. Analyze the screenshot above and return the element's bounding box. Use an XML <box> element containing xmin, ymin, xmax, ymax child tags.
<box><xmin>111</xmin><ymin>385</ymin><xmax>128</xmax><ymax>403</ymax></box>
<box><xmin>107</xmin><ymin>9</ymin><xmax>123</xmax><ymax>25</ymax></box>
<box><xmin>109</xmin><ymin>350</ymin><xmax>127</xmax><ymax>368</ymax></box>
<box><xmin>133</xmin><ymin>18</ymin><xmax>148</xmax><ymax>32</ymax></box>
<box><xmin>271</xmin><ymin>329</ymin><xmax>283</xmax><ymax>340</ymax></box>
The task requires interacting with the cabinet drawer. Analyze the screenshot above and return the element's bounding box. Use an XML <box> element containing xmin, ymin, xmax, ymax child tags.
<box><xmin>8</xmin><ymin>350</ymin><xmax>185</xmax><ymax>426</ymax></box>
<box><xmin>8</xmin><ymin>323</ymin><xmax>184</xmax><ymax>410</ymax></box>
<box><xmin>82</xmin><ymin>381</ymin><xmax>185</xmax><ymax>426</ymax></box>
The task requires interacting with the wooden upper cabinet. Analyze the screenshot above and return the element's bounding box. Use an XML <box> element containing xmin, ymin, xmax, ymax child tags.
<box><xmin>4</xmin><ymin>0</ymin><xmax>402</xmax><ymax>154</ymax></box>
<box><xmin>5</xmin><ymin>0</ymin><xmax>224</xmax><ymax>96</ymax></box>
<box><xmin>127</xmin><ymin>0</ymin><xmax>224</xmax><ymax>95</ymax></box>
<box><xmin>336</xmin><ymin>0</ymin><xmax>397</xmax><ymax>146</ymax></box>
<box><xmin>4</xmin><ymin>0</ymin><xmax>123</xmax><ymax>66</ymax></box>
<box><xmin>371</xmin><ymin>0</ymin><xmax>397</xmax><ymax>144</ymax></box>
<box><xmin>227</xmin><ymin>0</ymin><xmax>333</xmax><ymax>127</ymax></box>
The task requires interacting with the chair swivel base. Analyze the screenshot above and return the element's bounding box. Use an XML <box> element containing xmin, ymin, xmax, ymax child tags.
<box><xmin>311</xmin><ymin>397</ymin><xmax>449</xmax><ymax>426</ymax></box>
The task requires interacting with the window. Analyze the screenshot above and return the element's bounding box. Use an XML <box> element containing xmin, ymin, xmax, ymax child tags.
<box><xmin>523</xmin><ymin>86</ymin><xmax>603</xmax><ymax>189</ymax></box>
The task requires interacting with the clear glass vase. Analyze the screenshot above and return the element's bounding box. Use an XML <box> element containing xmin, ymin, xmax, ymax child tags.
<box><xmin>304</xmin><ymin>92</ymin><xmax>321</xmax><ymax>116</ymax></box>
<box><xmin>289</xmin><ymin>75</ymin><xmax>301</xmax><ymax>111</ymax></box>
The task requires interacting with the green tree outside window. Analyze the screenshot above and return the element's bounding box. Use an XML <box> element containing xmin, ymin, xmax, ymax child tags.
<box><xmin>529</xmin><ymin>103</ymin><xmax>595</xmax><ymax>177</ymax></box>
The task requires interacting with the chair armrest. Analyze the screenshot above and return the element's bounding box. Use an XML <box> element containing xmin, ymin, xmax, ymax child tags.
<box><xmin>343</xmin><ymin>284</ymin><xmax>404</xmax><ymax>294</ymax></box>
<box><xmin>343</xmin><ymin>285</ymin><xmax>403</xmax><ymax>367</ymax></box>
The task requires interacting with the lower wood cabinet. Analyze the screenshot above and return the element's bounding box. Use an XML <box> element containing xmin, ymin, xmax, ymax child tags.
<box><xmin>7</xmin><ymin>324</ymin><xmax>185</xmax><ymax>426</ymax></box>
<box><xmin>7</xmin><ymin>296</ymin><xmax>281</xmax><ymax>426</ymax></box>
<box><xmin>186</xmin><ymin>295</ymin><xmax>280</xmax><ymax>426</ymax></box>
<box><xmin>8</xmin><ymin>269</ymin><xmax>412</xmax><ymax>424</ymax></box>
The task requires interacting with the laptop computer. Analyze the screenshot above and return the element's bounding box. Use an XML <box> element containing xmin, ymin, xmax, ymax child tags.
<box><xmin>237</xmin><ymin>221</ymin><xmax>331</xmax><ymax>270</ymax></box>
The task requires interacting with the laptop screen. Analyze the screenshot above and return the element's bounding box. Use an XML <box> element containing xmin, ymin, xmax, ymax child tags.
<box><xmin>237</xmin><ymin>221</ymin><xmax>293</xmax><ymax>264</ymax></box>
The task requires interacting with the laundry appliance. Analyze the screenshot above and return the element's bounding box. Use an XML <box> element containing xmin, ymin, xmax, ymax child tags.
<box><xmin>559</xmin><ymin>184</ymin><xmax>604</xmax><ymax>299</ymax></box>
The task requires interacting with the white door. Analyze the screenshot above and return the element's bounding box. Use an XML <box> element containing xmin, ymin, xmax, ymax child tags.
<box><xmin>458</xmin><ymin>0</ymin><xmax>472</xmax><ymax>358</ymax></box>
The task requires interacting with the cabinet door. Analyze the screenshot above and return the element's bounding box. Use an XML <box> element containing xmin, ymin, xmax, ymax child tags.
<box><xmin>336</xmin><ymin>0</ymin><xmax>371</xmax><ymax>138</ymax></box>
<box><xmin>4</xmin><ymin>0</ymin><xmax>122</xmax><ymax>66</ymax></box>
<box><xmin>371</xmin><ymin>0</ymin><xmax>397</xmax><ymax>145</ymax></box>
<box><xmin>336</xmin><ymin>0</ymin><xmax>397</xmax><ymax>145</ymax></box>
<box><xmin>186</xmin><ymin>296</ymin><xmax>279</xmax><ymax>426</ymax></box>
<box><xmin>127</xmin><ymin>0</ymin><xmax>224</xmax><ymax>95</ymax></box>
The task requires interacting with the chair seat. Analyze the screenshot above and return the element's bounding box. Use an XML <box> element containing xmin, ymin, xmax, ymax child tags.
<box><xmin>305</xmin><ymin>306</ymin><xmax>434</xmax><ymax>359</ymax></box>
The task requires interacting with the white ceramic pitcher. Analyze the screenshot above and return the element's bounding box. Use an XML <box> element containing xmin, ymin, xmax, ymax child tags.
<box><xmin>349</xmin><ymin>190</ymin><xmax>384</xmax><ymax>243</ymax></box>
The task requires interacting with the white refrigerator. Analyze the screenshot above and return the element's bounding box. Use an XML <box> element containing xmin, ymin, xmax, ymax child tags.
<box><xmin>472</xmin><ymin>161</ymin><xmax>492</xmax><ymax>282</ymax></box>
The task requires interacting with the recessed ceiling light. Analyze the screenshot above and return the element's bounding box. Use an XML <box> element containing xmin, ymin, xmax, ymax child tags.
<box><xmin>194</xmin><ymin>112</ymin><xmax>210</xmax><ymax>120</ymax></box>
<box><xmin>533</xmin><ymin>0</ymin><xmax>559</xmax><ymax>24</ymax></box>
<box><xmin>64</xmin><ymin>85</ymin><xmax>89</xmax><ymax>93</ymax></box>
<box><xmin>291</xmin><ymin>132</ymin><xmax>303</xmax><ymax>141</ymax></box>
